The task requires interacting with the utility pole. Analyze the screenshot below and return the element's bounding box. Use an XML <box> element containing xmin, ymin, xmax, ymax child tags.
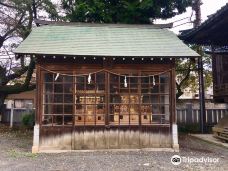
<box><xmin>193</xmin><ymin>0</ymin><xmax>202</xmax><ymax>27</ymax></box>
<box><xmin>32</xmin><ymin>0</ymin><xmax>37</xmax><ymax>19</ymax></box>
<box><xmin>192</xmin><ymin>0</ymin><xmax>206</xmax><ymax>133</ymax></box>
<box><xmin>32</xmin><ymin>0</ymin><xmax>39</xmax><ymax>26</ymax></box>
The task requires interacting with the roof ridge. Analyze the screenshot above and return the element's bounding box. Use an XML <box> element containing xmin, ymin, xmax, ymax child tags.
<box><xmin>34</xmin><ymin>19</ymin><xmax>173</xmax><ymax>29</ymax></box>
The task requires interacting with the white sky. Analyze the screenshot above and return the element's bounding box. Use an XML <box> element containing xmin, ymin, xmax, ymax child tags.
<box><xmin>155</xmin><ymin>0</ymin><xmax>228</xmax><ymax>34</ymax></box>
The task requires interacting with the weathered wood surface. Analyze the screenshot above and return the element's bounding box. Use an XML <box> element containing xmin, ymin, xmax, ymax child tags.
<box><xmin>39</xmin><ymin>126</ymin><xmax>171</xmax><ymax>150</ymax></box>
<box><xmin>36</xmin><ymin>58</ymin><xmax>175</xmax><ymax>150</ymax></box>
<box><xmin>213</xmin><ymin>127</ymin><xmax>228</xmax><ymax>141</ymax></box>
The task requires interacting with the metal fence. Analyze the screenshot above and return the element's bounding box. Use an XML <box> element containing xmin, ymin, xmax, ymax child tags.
<box><xmin>176</xmin><ymin>105</ymin><xmax>228</xmax><ymax>125</ymax></box>
<box><xmin>2</xmin><ymin>107</ymin><xmax>228</xmax><ymax>126</ymax></box>
<box><xmin>2</xmin><ymin>108</ymin><xmax>34</xmax><ymax>124</ymax></box>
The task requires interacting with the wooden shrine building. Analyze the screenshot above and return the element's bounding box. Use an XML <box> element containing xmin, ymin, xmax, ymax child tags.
<box><xmin>14</xmin><ymin>23</ymin><xmax>199</xmax><ymax>152</ymax></box>
<box><xmin>180</xmin><ymin>3</ymin><xmax>228</xmax><ymax>103</ymax></box>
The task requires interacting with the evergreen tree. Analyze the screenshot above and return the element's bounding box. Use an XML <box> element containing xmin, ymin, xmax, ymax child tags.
<box><xmin>62</xmin><ymin>0</ymin><xmax>193</xmax><ymax>23</ymax></box>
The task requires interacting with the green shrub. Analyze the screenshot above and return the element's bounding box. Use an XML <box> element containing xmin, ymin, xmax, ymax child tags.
<box><xmin>178</xmin><ymin>124</ymin><xmax>200</xmax><ymax>133</ymax></box>
<box><xmin>178</xmin><ymin>123</ymin><xmax>213</xmax><ymax>133</ymax></box>
<box><xmin>22</xmin><ymin>111</ymin><xmax>35</xmax><ymax>127</ymax></box>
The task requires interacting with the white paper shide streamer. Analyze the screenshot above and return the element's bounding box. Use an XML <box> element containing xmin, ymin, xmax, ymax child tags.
<box><xmin>55</xmin><ymin>73</ymin><xmax>60</xmax><ymax>81</ymax></box>
<box><xmin>124</xmin><ymin>76</ymin><xmax>127</xmax><ymax>88</ymax></box>
<box><xmin>88</xmin><ymin>73</ymin><xmax>91</xmax><ymax>84</ymax></box>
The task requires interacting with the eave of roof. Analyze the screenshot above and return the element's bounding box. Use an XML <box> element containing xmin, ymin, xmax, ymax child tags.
<box><xmin>179</xmin><ymin>3</ymin><xmax>228</xmax><ymax>46</ymax></box>
<box><xmin>205</xmin><ymin>46</ymin><xmax>228</xmax><ymax>55</ymax></box>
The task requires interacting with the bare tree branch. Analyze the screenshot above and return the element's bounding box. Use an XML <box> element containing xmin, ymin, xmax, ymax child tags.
<box><xmin>5</xmin><ymin>66</ymin><xmax>29</xmax><ymax>84</ymax></box>
<box><xmin>176</xmin><ymin>61</ymin><xmax>193</xmax><ymax>99</ymax></box>
<box><xmin>0</xmin><ymin>57</ymin><xmax>35</xmax><ymax>94</ymax></box>
<box><xmin>0</xmin><ymin>0</ymin><xmax>59</xmax><ymax>111</ymax></box>
<box><xmin>0</xmin><ymin>2</ymin><xmax>18</xmax><ymax>10</ymax></box>
<box><xmin>178</xmin><ymin>61</ymin><xmax>192</xmax><ymax>87</ymax></box>
<box><xmin>2</xmin><ymin>12</ymin><xmax>25</xmax><ymax>39</ymax></box>
<box><xmin>0</xmin><ymin>11</ymin><xmax>25</xmax><ymax>48</ymax></box>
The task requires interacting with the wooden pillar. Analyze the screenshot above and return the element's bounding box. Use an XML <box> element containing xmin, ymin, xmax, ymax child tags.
<box><xmin>10</xmin><ymin>101</ymin><xmax>14</xmax><ymax>128</ymax></box>
<box><xmin>198</xmin><ymin>56</ymin><xmax>206</xmax><ymax>133</ymax></box>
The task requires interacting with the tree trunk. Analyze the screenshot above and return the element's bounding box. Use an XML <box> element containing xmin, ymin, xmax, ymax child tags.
<box><xmin>192</xmin><ymin>0</ymin><xmax>202</xmax><ymax>27</ymax></box>
<box><xmin>0</xmin><ymin>93</ymin><xmax>6</xmax><ymax>119</ymax></box>
<box><xmin>176</xmin><ymin>82</ymin><xmax>184</xmax><ymax>100</ymax></box>
<box><xmin>0</xmin><ymin>36</ymin><xmax>5</xmax><ymax>48</ymax></box>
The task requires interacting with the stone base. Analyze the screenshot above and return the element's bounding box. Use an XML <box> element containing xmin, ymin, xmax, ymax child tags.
<box><xmin>172</xmin><ymin>144</ymin><xmax>179</xmax><ymax>152</ymax></box>
<box><xmin>172</xmin><ymin>124</ymin><xmax>179</xmax><ymax>152</ymax></box>
<box><xmin>32</xmin><ymin>146</ymin><xmax>39</xmax><ymax>153</ymax></box>
<box><xmin>32</xmin><ymin>124</ymin><xmax>40</xmax><ymax>153</ymax></box>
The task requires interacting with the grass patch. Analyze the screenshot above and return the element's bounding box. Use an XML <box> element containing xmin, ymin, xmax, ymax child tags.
<box><xmin>17</xmin><ymin>142</ymin><xmax>30</xmax><ymax>149</ymax></box>
<box><xmin>8</xmin><ymin>149</ymin><xmax>38</xmax><ymax>158</ymax></box>
<box><xmin>0</xmin><ymin>125</ymin><xmax>33</xmax><ymax>138</ymax></box>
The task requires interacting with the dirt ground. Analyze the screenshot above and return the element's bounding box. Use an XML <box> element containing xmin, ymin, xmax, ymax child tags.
<box><xmin>0</xmin><ymin>126</ymin><xmax>227</xmax><ymax>171</ymax></box>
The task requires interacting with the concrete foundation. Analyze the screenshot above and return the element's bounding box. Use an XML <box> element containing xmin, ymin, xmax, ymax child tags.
<box><xmin>32</xmin><ymin>124</ymin><xmax>40</xmax><ymax>153</ymax></box>
<box><xmin>172</xmin><ymin>124</ymin><xmax>179</xmax><ymax>152</ymax></box>
<box><xmin>31</xmin><ymin>123</ymin><xmax>180</xmax><ymax>153</ymax></box>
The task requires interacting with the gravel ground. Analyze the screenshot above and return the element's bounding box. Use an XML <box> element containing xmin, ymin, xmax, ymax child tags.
<box><xmin>0</xmin><ymin>126</ymin><xmax>227</xmax><ymax>171</ymax></box>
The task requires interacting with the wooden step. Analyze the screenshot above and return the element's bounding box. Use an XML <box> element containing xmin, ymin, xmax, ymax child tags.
<box><xmin>217</xmin><ymin>135</ymin><xmax>228</xmax><ymax>141</ymax></box>
<box><xmin>220</xmin><ymin>133</ymin><xmax>228</xmax><ymax>138</ymax></box>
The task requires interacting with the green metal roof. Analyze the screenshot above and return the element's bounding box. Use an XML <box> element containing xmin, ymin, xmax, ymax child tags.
<box><xmin>15</xmin><ymin>24</ymin><xmax>199</xmax><ymax>57</ymax></box>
